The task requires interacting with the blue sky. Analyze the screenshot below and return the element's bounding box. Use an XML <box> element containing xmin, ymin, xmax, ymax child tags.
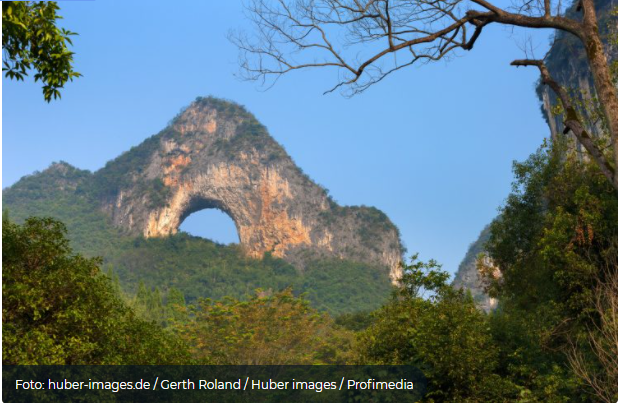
<box><xmin>2</xmin><ymin>0</ymin><xmax>554</xmax><ymax>276</ymax></box>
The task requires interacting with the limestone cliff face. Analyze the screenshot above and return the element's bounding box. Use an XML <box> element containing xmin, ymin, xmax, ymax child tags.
<box><xmin>454</xmin><ymin>0</ymin><xmax>616</xmax><ymax>308</ymax></box>
<box><xmin>537</xmin><ymin>0</ymin><xmax>616</xmax><ymax>149</ymax></box>
<box><xmin>92</xmin><ymin>97</ymin><xmax>403</xmax><ymax>281</ymax></box>
<box><xmin>452</xmin><ymin>225</ymin><xmax>497</xmax><ymax>311</ymax></box>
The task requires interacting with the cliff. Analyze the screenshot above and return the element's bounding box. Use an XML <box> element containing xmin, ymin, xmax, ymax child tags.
<box><xmin>3</xmin><ymin>97</ymin><xmax>403</xmax><ymax>314</ymax></box>
<box><xmin>537</xmin><ymin>0</ymin><xmax>616</xmax><ymax>148</ymax></box>
<box><xmin>453</xmin><ymin>0</ymin><xmax>616</xmax><ymax>307</ymax></box>
<box><xmin>38</xmin><ymin>97</ymin><xmax>403</xmax><ymax>282</ymax></box>
<box><xmin>452</xmin><ymin>225</ymin><xmax>496</xmax><ymax>311</ymax></box>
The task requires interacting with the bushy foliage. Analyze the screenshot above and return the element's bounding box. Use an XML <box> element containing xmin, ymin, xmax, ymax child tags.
<box><xmin>2</xmin><ymin>1</ymin><xmax>81</xmax><ymax>101</ymax></box>
<box><xmin>2</xmin><ymin>216</ymin><xmax>190</xmax><ymax>365</ymax></box>
<box><xmin>483</xmin><ymin>139</ymin><xmax>617</xmax><ymax>401</ymax></box>
<box><xmin>173</xmin><ymin>289</ymin><xmax>354</xmax><ymax>364</ymax></box>
<box><xmin>296</xmin><ymin>259</ymin><xmax>393</xmax><ymax>314</ymax></box>
<box><xmin>357</xmin><ymin>256</ymin><xmax>518</xmax><ymax>402</ymax></box>
<box><xmin>334</xmin><ymin>310</ymin><xmax>374</xmax><ymax>331</ymax></box>
<box><xmin>105</xmin><ymin>234</ymin><xmax>392</xmax><ymax>316</ymax></box>
<box><xmin>487</xmin><ymin>139</ymin><xmax>616</xmax><ymax>326</ymax></box>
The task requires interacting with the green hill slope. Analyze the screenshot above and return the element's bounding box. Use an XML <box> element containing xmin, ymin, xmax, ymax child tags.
<box><xmin>3</xmin><ymin>162</ymin><xmax>392</xmax><ymax>315</ymax></box>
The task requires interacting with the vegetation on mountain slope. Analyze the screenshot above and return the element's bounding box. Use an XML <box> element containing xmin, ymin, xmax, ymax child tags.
<box><xmin>3</xmin><ymin>163</ymin><xmax>392</xmax><ymax>316</ymax></box>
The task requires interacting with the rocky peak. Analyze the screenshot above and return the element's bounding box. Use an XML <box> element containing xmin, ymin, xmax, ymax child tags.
<box><xmin>93</xmin><ymin>97</ymin><xmax>403</xmax><ymax>282</ymax></box>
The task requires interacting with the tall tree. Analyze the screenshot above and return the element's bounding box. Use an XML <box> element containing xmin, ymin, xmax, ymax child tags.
<box><xmin>233</xmin><ymin>0</ymin><xmax>618</xmax><ymax>188</ymax></box>
<box><xmin>482</xmin><ymin>139</ymin><xmax>617</xmax><ymax>401</ymax></box>
<box><xmin>2</xmin><ymin>1</ymin><xmax>81</xmax><ymax>102</ymax></box>
<box><xmin>357</xmin><ymin>255</ymin><xmax>518</xmax><ymax>400</ymax></box>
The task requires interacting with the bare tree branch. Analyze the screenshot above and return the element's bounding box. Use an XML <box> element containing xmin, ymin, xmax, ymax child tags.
<box><xmin>234</xmin><ymin>0</ymin><xmax>584</xmax><ymax>96</ymax></box>
<box><xmin>232</xmin><ymin>0</ymin><xmax>618</xmax><ymax>185</ymax></box>
<box><xmin>567</xmin><ymin>258</ymin><xmax>618</xmax><ymax>403</ymax></box>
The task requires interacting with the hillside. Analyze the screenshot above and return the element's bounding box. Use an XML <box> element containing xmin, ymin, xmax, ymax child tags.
<box><xmin>3</xmin><ymin>97</ymin><xmax>401</xmax><ymax>315</ymax></box>
<box><xmin>87</xmin><ymin>97</ymin><xmax>404</xmax><ymax>282</ymax></box>
<box><xmin>451</xmin><ymin>225</ymin><xmax>494</xmax><ymax>310</ymax></box>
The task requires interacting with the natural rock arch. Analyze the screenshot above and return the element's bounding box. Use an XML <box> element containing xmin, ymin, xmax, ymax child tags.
<box><xmin>178</xmin><ymin>200</ymin><xmax>240</xmax><ymax>244</ymax></box>
<box><xmin>96</xmin><ymin>97</ymin><xmax>403</xmax><ymax>282</ymax></box>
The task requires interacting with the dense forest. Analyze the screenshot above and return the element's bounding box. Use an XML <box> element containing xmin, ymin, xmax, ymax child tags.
<box><xmin>4</xmin><ymin>137</ymin><xmax>617</xmax><ymax>400</ymax></box>
<box><xmin>2</xmin><ymin>162</ymin><xmax>393</xmax><ymax>316</ymax></box>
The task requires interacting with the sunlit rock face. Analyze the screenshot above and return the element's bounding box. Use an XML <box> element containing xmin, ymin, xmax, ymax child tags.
<box><xmin>95</xmin><ymin>97</ymin><xmax>404</xmax><ymax>283</ymax></box>
<box><xmin>537</xmin><ymin>0</ymin><xmax>616</xmax><ymax>150</ymax></box>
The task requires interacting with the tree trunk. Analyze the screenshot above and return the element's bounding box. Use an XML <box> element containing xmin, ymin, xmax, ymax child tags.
<box><xmin>581</xmin><ymin>0</ymin><xmax>618</xmax><ymax>187</ymax></box>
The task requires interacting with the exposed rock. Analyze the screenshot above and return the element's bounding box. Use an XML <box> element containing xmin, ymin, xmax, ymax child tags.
<box><xmin>452</xmin><ymin>225</ymin><xmax>497</xmax><ymax>311</ymax></box>
<box><xmin>536</xmin><ymin>0</ymin><xmax>616</xmax><ymax>153</ymax></box>
<box><xmin>89</xmin><ymin>97</ymin><xmax>403</xmax><ymax>282</ymax></box>
<box><xmin>454</xmin><ymin>0</ymin><xmax>616</xmax><ymax>307</ymax></box>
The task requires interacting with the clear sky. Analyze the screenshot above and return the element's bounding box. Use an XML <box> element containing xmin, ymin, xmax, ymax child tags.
<box><xmin>2</xmin><ymin>0</ymin><xmax>555</xmax><ymax>277</ymax></box>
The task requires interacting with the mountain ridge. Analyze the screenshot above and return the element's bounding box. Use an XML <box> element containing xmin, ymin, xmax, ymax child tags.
<box><xmin>3</xmin><ymin>96</ymin><xmax>403</xmax><ymax>314</ymax></box>
<box><xmin>80</xmin><ymin>96</ymin><xmax>403</xmax><ymax>281</ymax></box>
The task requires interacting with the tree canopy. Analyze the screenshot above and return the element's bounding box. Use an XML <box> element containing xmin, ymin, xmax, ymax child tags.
<box><xmin>2</xmin><ymin>215</ymin><xmax>189</xmax><ymax>364</ymax></box>
<box><xmin>2</xmin><ymin>1</ymin><xmax>81</xmax><ymax>102</ymax></box>
<box><xmin>173</xmin><ymin>289</ymin><xmax>355</xmax><ymax>365</ymax></box>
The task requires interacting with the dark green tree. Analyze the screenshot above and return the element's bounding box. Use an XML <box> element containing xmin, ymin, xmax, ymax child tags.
<box><xmin>357</xmin><ymin>255</ymin><xmax>518</xmax><ymax>401</ymax></box>
<box><xmin>483</xmin><ymin>139</ymin><xmax>617</xmax><ymax>401</ymax></box>
<box><xmin>166</xmin><ymin>287</ymin><xmax>187</xmax><ymax>323</ymax></box>
<box><xmin>2</xmin><ymin>1</ymin><xmax>81</xmax><ymax>101</ymax></box>
<box><xmin>2</xmin><ymin>216</ymin><xmax>189</xmax><ymax>364</ymax></box>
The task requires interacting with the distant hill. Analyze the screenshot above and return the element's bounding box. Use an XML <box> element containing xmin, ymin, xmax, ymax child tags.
<box><xmin>451</xmin><ymin>225</ymin><xmax>494</xmax><ymax>311</ymax></box>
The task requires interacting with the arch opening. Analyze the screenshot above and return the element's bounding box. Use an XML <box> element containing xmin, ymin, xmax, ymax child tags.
<box><xmin>178</xmin><ymin>198</ymin><xmax>240</xmax><ymax>245</ymax></box>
